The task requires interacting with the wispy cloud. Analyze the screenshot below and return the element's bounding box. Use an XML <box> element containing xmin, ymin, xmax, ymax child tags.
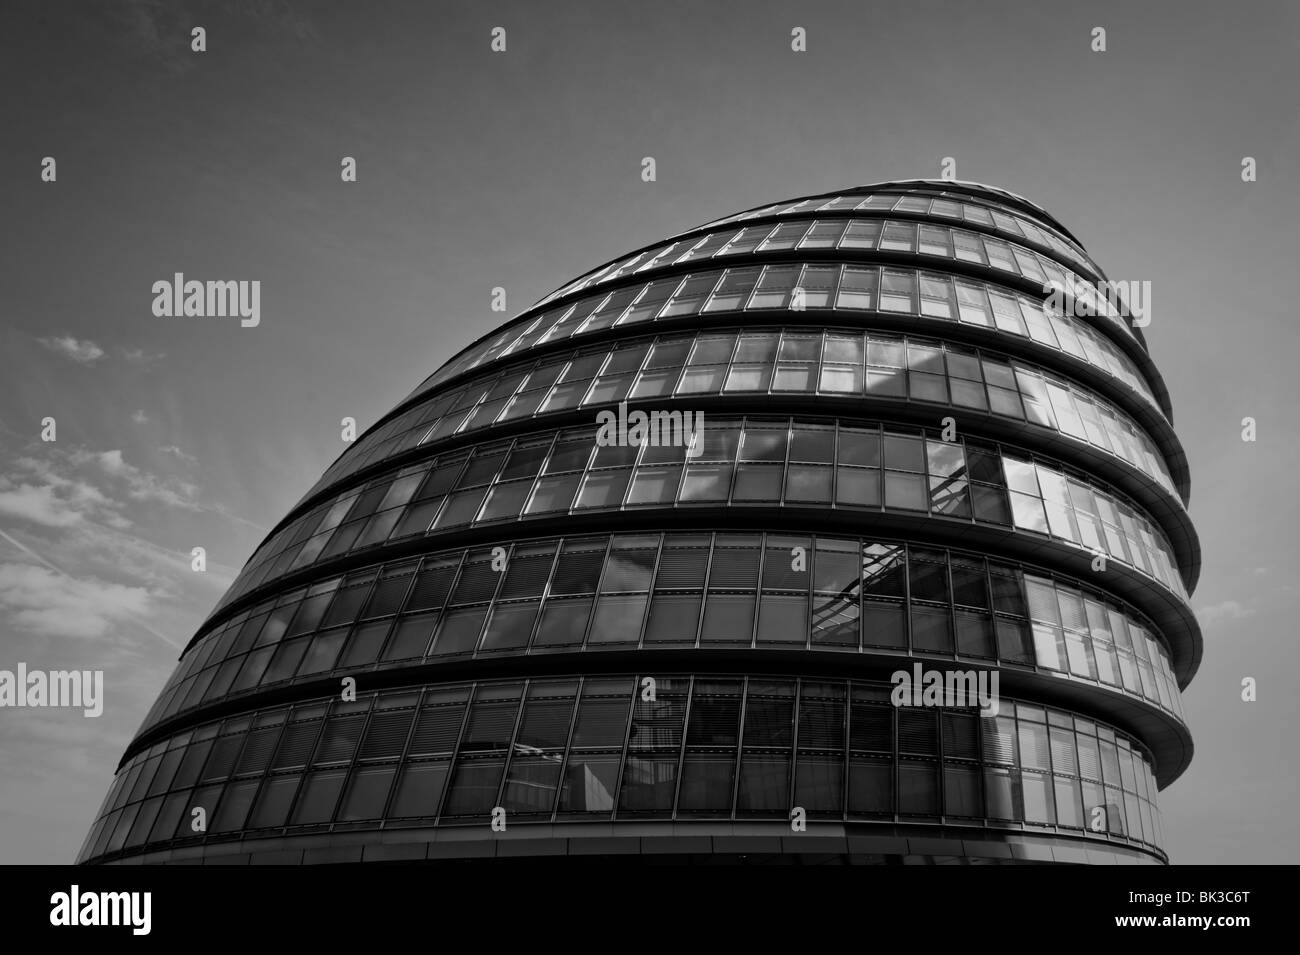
<box><xmin>1197</xmin><ymin>600</ymin><xmax>1255</xmax><ymax>626</ymax></box>
<box><xmin>104</xmin><ymin>0</ymin><xmax>319</xmax><ymax>74</ymax></box>
<box><xmin>37</xmin><ymin>336</ymin><xmax>104</xmax><ymax>364</ymax></box>
<box><xmin>130</xmin><ymin>409</ymin><xmax>149</xmax><ymax>425</ymax></box>
<box><xmin>0</xmin><ymin>441</ymin><xmax>244</xmax><ymax>578</ymax></box>
<box><xmin>0</xmin><ymin>447</ymin><xmax>205</xmax><ymax>530</ymax></box>
<box><xmin>92</xmin><ymin>448</ymin><xmax>201</xmax><ymax>511</ymax></box>
<box><xmin>0</xmin><ymin>560</ymin><xmax>155</xmax><ymax>641</ymax></box>
<box><xmin>159</xmin><ymin>444</ymin><xmax>199</xmax><ymax>468</ymax></box>
<box><xmin>0</xmin><ymin>527</ymin><xmax>181</xmax><ymax>649</ymax></box>
<box><xmin>121</xmin><ymin>347</ymin><xmax>165</xmax><ymax>366</ymax></box>
<box><xmin>0</xmin><ymin>457</ymin><xmax>125</xmax><ymax>529</ymax></box>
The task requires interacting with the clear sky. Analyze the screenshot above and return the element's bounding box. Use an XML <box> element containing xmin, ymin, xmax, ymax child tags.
<box><xmin>1</xmin><ymin>0</ymin><xmax>1297</xmax><ymax>864</ymax></box>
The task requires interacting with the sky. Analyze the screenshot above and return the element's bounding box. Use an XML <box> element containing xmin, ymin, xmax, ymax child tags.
<box><xmin>0</xmin><ymin>0</ymin><xmax>1297</xmax><ymax>864</ymax></box>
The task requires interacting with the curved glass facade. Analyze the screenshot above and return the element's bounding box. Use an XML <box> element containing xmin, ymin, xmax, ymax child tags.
<box><xmin>404</xmin><ymin>259</ymin><xmax>1163</xmax><ymax>417</ymax></box>
<box><xmin>698</xmin><ymin>187</ymin><xmax>1102</xmax><ymax>275</ymax></box>
<box><xmin>306</xmin><ymin>322</ymin><xmax>1180</xmax><ymax>508</ymax></box>
<box><xmin>78</xmin><ymin>676</ymin><xmax>1167</xmax><ymax>865</ymax></box>
<box><xmin>534</xmin><ymin>216</ymin><xmax>1130</xmax><ymax>341</ymax></box>
<box><xmin>81</xmin><ymin>180</ymin><xmax>1200</xmax><ymax>865</ymax></box>
<box><xmin>212</xmin><ymin>419</ymin><xmax>1189</xmax><ymax>619</ymax></box>
<box><xmin>137</xmin><ymin>532</ymin><xmax>1187</xmax><ymax>737</ymax></box>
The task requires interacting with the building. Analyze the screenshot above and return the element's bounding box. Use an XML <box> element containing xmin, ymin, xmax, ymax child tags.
<box><xmin>78</xmin><ymin>179</ymin><xmax>1200</xmax><ymax>865</ymax></box>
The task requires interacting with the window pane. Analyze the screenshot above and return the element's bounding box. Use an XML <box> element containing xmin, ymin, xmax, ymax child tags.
<box><xmin>738</xmin><ymin>755</ymin><xmax>790</xmax><ymax>813</ymax></box>
<box><xmin>749</xmin><ymin>266</ymin><xmax>800</xmax><ymax>309</ymax></box>
<box><xmin>836</xmin><ymin>267</ymin><xmax>878</xmax><ymax>309</ymax></box>
<box><xmin>291</xmin><ymin>770</ymin><xmax>346</xmax><ymax>825</ymax></box>
<box><xmin>587</xmin><ymin>594</ymin><xmax>648</xmax><ymax>645</ymax></box>
<box><xmin>558</xmin><ymin>755</ymin><xmax>619</xmax><ymax>813</ymax></box>
<box><xmin>389</xmin><ymin>761</ymin><xmax>450</xmax><ymax>818</ymax></box>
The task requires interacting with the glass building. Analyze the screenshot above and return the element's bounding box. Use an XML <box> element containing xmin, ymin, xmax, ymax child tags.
<box><xmin>79</xmin><ymin>180</ymin><xmax>1199</xmax><ymax>865</ymax></box>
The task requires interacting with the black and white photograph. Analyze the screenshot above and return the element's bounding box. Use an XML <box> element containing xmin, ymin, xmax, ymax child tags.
<box><xmin>0</xmin><ymin>0</ymin><xmax>1292</xmax><ymax>936</ymax></box>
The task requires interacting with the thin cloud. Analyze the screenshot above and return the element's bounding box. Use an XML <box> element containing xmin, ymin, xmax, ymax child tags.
<box><xmin>37</xmin><ymin>336</ymin><xmax>104</xmax><ymax>364</ymax></box>
<box><xmin>89</xmin><ymin>448</ymin><xmax>201</xmax><ymax>511</ymax></box>
<box><xmin>0</xmin><ymin>558</ymin><xmax>157</xmax><ymax>642</ymax></box>
<box><xmin>1197</xmin><ymin>600</ymin><xmax>1254</xmax><ymax>626</ymax></box>
<box><xmin>2</xmin><ymin>441</ymin><xmax>265</xmax><ymax>538</ymax></box>
<box><xmin>0</xmin><ymin>529</ymin><xmax>184</xmax><ymax>649</ymax></box>
<box><xmin>159</xmin><ymin>444</ymin><xmax>198</xmax><ymax>468</ymax></box>
<box><xmin>121</xmin><ymin>347</ymin><xmax>165</xmax><ymax>366</ymax></box>
<box><xmin>0</xmin><ymin>457</ymin><xmax>125</xmax><ymax>529</ymax></box>
<box><xmin>107</xmin><ymin>0</ymin><xmax>319</xmax><ymax>74</ymax></box>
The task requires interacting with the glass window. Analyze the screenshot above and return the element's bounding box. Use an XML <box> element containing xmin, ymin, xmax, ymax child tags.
<box><xmin>1022</xmin><ymin>770</ymin><xmax>1055</xmax><ymax>824</ymax></box>
<box><xmin>799</xmin><ymin>220</ymin><xmax>847</xmax><ymax>248</ymax></box>
<box><xmin>718</xmin><ymin>225</ymin><xmax>773</xmax><ymax>256</ymax></box>
<box><xmin>442</xmin><ymin>759</ymin><xmax>506</xmax><ymax>816</ymax></box>
<box><xmin>661</xmin><ymin>273</ymin><xmax>721</xmax><ymax>318</ymax></box>
<box><xmin>918</xmin><ymin>273</ymin><xmax>954</xmax><ymax>318</ymax></box>
<box><xmin>389</xmin><ymin>761</ymin><xmax>450</xmax><ymax>818</ymax></box>
<box><xmin>481</xmin><ymin>602</ymin><xmax>540</xmax><ymax>651</ymax></box>
<box><xmin>677</xmin><ymin>230</ymin><xmax>732</xmax><ymax>262</ymax></box>
<box><xmin>681</xmin><ymin>464</ymin><xmax>733</xmax><ymax>501</ymax></box>
<box><xmin>952</xmin><ymin>231</ymin><xmax>986</xmax><ymax>264</ymax></box>
<box><xmin>840</xmin><ymin>220</ymin><xmax>881</xmax><ymax>249</ymax></box>
<box><xmin>918</xmin><ymin>225</ymin><xmax>951</xmax><ymax>257</ymax></box>
<box><xmin>879</xmin><ymin>221</ymin><xmax>916</xmax><ymax>252</ymax></box>
<box><xmin>701</xmin><ymin>592</ymin><xmax>756</xmax><ymax>644</ymax></box>
<box><xmin>558</xmin><ymin>754</ymin><xmax>619</xmax><ymax>813</ymax></box>
<box><xmin>247</xmin><ymin>775</ymin><xmax>301</xmax><ymax>829</ymax></box>
<box><xmin>955</xmin><ymin>281</ymin><xmax>991</xmax><ymax>326</ymax></box>
<box><xmin>772</xmin><ymin>364</ymin><xmax>812</xmax><ymax>392</ymax></box>
<box><xmin>618</xmin><ymin>278</ymin><xmax>680</xmax><ymax>326</ymax></box>
<box><xmin>678</xmin><ymin>754</ymin><xmax>736</xmax><ymax>813</ymax></box>
<box><xmin>983</xmin><ymin>237</ymin><xmax>1018</xmax><ymax>272</ymax></box>
<box><xmin>798</xmin><ymin>265</ymin><xmax>839</xmax><ymax>308</ymax></box>
<box><xmin>533</xmin><ymin>598</ymin><xmax>593</xmax><ymax>647</ymax></box>
<box><xmin>899</xmin><ymin>761</ymin><xmax>939</xmax><ymax>815</ymax></box>
<box><xmin>849</xmin><ymin>756</ymin><xmax>892</xmax><ymax>814</ymax></box>
<box><xmin>858</xmin><ymin>194</ymin><xmax>899</xmax><ymax>211</ymax></box>
<box><xmin>749</xmin><ymin>265</ymin><xmax>800</xmax><ymax>309</ymax></box>
<box><xmin>879</xmin><ymin>270</ymin><xmax>916</xmax><ymax>312</ymax></box>
<box><xmin>703</xmin><ymin>268</ymin><xmax>760</xmax><ymax>311</ymax></box>
<box><xmin>756</xmin><ymin>567</ymin><xmax>806</xmax><ymax>641</ymax></box>
<box><xmin>1014</xmin><ymin>248</ymin><xmax>1047</xmax><ymax>283</ymax></box>
<box><xmin>795</xmin><ymin>754</ymin><xmax>844</xmax><ymax>812</ymax></box>
<box><xmin>944</xmin><ymin>765</ymin><xmax>983</xmax><ymax>817</ymax></box>
<box><xmin>757</xmin><ymin>221</ymin><xmax>809</xmax><ymax>250</ymax></box>
<box><xmin>737</xmin><ymin>755</ymin><xmax>790</xmax><ymax>813</ymax></box>
<box><xmin>291</xmin><ymin>769</ymin><xmax>347</xmax><ymax>825</ymax></box>
<box><xmin>338</xmin><ymin>766</ymin><xmax>397</xmax><ymax>821</ymax></box>
<box><xmin>644</xmin><ymin>592</ymin><xmax>702</xmax><ymax>644</ymax></box>
<box><xmin>835</xmin><ymin>267</ymin><xmax>878</xmax><ymax>309</ymax></box>
<box><xmin>570</xmin><ymin>680</ymin><xmax>633</xmax><ymax>747</ymax></box>
<box><xmin>988</xmin><ymin>292</ymin><xmax>1027</xmax><ymax>336</ymax></box>
<box><xmin>788</xmin><ymin>426</ymin><xmax>834</xmax><ymax>463</ymax></box>
<box><xmin>502</xmin><ymin>755</ymin><xmax>564</xmax><ymax>814</ymax></box>
<box><xmin>785</xmin><ymin>465</ymin><xmax>832</xmax><ymax>502</ymax></box>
